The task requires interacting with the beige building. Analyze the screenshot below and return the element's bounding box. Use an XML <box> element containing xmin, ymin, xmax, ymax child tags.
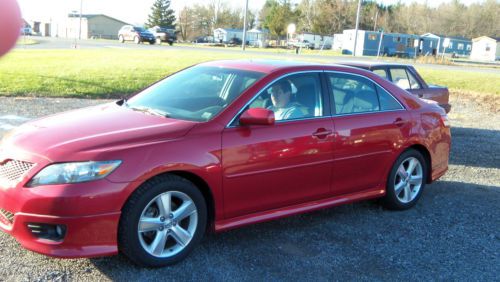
<box><xmin>470</xmin><ymin>36</ymin><xmax>500</xmax><ymax>62</ymax></box>
<box><xmin>55</xmin><ymin>14</ymin><xmax>129</xmax><ymax>40</ymax></box>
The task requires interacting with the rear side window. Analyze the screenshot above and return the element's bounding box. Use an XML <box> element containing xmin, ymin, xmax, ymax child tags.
<box><xmin>328</xmin><ymin>74</ymin><xmax>380</xmax><ymax>114</ymax></box>
<box><xmin>373</xmin><ymin>69</ymin><xmax>388</xmax><ymax>79</ymax></box>
<box><xmin>390</xmin><ymin>68</ymin><xmax>411</xmax><ymax>90</ymax></box>
<box><xmin>377</xmin><ymin>86</ymin><xmax>403</xmax><ymax>111</ymax></box>
<box><xmin>390</xmin><ymin>68</ymin><xmax>421</xmax><ymax>90</ymax></box>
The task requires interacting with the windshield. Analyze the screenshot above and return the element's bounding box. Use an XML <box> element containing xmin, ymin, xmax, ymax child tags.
<box><xmin>133</xmin><ymin>27</ymin><xmax>146</xmax><ymax>32</ymax></box>
<box><xmin>126</xmin><ymin>66</ymin><xmax>265</xmax><ymax>122</ymax></box>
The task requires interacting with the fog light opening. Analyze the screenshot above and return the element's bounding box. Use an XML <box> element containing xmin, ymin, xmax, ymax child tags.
<box><xmin>27</xmin><ymin>223</ymin><xmax>67</xmax><ymax>242</ymax></box>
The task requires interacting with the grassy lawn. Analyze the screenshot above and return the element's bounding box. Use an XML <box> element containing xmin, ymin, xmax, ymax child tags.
<box><xmin>416</xmin><ymin>68</ymin><xmax>500</xmax><ymax>96</ymax></box>
<box><xmin>0</xmin><ymin>49</ymin><xmax>498</xmax><ymax>98</ymax></box>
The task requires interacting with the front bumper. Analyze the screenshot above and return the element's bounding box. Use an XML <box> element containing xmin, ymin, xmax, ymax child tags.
<box><xmin>0</xmin><ymin>179</ymin><xmax>133</xmax><ymax>258</ymax></box>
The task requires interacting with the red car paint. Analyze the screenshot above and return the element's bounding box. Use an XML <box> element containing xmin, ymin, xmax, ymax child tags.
<box><xmin>0</xmin><ymin>60</ymin><xmax>451</xmax><ymax>258</ymax></box>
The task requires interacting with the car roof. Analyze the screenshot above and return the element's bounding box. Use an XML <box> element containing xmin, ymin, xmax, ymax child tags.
<box><xmin>200</xmin><ymin>59</ymin><xmax>361</xmax><ymax>74</ymax></box>
<box><xmin>337</xmin><ymin>61</ymin><xmax>412</xmax><ymax>69</ymax></box>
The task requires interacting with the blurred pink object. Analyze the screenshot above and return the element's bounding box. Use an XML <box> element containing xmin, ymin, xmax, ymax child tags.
<box><xmin>0</xmin><ymin>0</ymin><xmax>21</xmax><ymax>57</ymax></box>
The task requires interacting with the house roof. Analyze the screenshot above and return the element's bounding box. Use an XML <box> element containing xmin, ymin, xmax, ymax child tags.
<box><xmin>215</xmin><ymin>28</ymin><xmax>244</xmax><ymax>33</ymax></box>
<box><xmin>472</xmin><ymin>36</ymin><xmax>500</xmax><ymax>42</ymax></box>
<box><xmin>421</xmin><ymin>33</ymin><xmax>471</xmax><ymax>41</ymax></box>
<box><xmin>68</xmin><ymin>14</ymin><xmax>129</xmax><ymax>25</ymax></box>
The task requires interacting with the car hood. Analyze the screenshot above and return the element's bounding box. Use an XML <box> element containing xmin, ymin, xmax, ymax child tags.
<box><xmin>1</xmin><ymin>103</ymin><xmax>197</xmax><ymax>162</ymax></box>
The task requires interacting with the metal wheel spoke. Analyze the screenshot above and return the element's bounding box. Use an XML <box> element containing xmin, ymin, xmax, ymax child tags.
<box><xmin>404</xmin><ymin>185</ymin><xmax>412</xmax><ymax>202</ymax></box>
<box><xmin>409</xmin><ymin>175</ymin><xmax>423</xmax><ymax>185</ymax></box>
<box><xmin>149</xmin><ymin>230</ymin><xmax>168</xmax><ymax>256</ymax></box>
<box><xmin>395</xmin><ymin>181</ymin><xmax>405</xmax><ymax>195</ymax></box>
<box><xmin>397</xmin><ymin>165</ymin><xmax>407</xmax><ymax>179</ymax></box>
<box><xmin>156</xmin><ymin>192</ymin><xmax>172</xmax><ymax>216</ymax></box>
<box><xmin>173</xmin><ymin>200</ymin><xmax>196</xmax><ymax>221</ymax></box>
<box><xmin>171</xmin><ymin>226</ymin><xmax>192</xmax><ymax>247</ymax></box>
<box><xmin>139</xmin><ymin>217</ymin><xmax>163</xmax><ymax>233</ymax></box>
<box><xmin>407</xmin><ymin>158</ymin><xmax>418</xmax><ymax>175</ymax></box>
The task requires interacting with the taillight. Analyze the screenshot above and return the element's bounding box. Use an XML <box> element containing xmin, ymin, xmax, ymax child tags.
<box><xmin>440</xmin><ymin>114</ymin><xmax>450</xmax><ymax>127</ymax></box>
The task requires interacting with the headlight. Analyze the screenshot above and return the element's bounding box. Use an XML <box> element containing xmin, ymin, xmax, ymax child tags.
<box><xmin>28</xmin><ymin>161</ymin><xmax>122</xmax><ymax>187</ymax></box>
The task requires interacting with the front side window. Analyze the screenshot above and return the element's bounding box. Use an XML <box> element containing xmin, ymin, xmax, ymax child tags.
<box><xmin>328</xmin><ymin>74</ymin><xmax>380</xmax><ymax>114</ymax></box>
<box><xmin>127</xmin><ymin>66</ymin><xmax>264</xmax><ymax>122</ymax></box>
<box><xmin>248</xmin><ymin>73</ymin><xmax>323</xmax><ymax>122</ymax></box>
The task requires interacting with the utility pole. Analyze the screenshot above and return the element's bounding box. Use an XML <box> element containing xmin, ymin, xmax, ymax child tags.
<box><xmin>353</xmin><ymin>0</ymin><xmax>362</xmax><ymax>56</ymax></box>
<box><xmin>373</xmin><ymin>9</ymin><xmax>378</xmax><ymax>31</ymax></box>
<box><xmin>242</xmin><ymin>0</ymin><xmax>249</xmax><ymax>50</ymax></box>
<box><xmin>78</xmin><ymin>0</ymin><xmax>83</xmax><ymax>40</ymax></box>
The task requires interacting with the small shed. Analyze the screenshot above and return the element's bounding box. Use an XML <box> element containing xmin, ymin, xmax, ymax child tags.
<box><xmin>246</xmin><ymin>28</ymin><xmax>269</xmax><ymax>47</ymax></box>
<box><xmin>470</xmin><ymin>36</ymin><xmax>500</xmax><ymax>62</ymax></box>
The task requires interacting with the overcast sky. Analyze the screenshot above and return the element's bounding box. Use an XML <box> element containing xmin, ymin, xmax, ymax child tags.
<box><xmin>18</xmin><ymin>0</ymin><xmax>486</xmax><ymax>25</ymax></box>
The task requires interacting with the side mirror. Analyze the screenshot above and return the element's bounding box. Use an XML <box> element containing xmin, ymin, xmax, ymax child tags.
<box><xmin>239</xmin><ymin>108</ymin><xmax>275</xmax><ymax>126</ymax></box>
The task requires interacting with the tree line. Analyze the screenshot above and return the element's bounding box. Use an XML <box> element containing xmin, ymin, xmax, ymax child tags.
<box><xmin>147</xmin><ymin>0</ymin><xmax>500</xmax><ymax>41</ymax></box>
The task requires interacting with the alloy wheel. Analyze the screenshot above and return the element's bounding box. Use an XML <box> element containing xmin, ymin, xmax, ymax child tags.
<box><xmin>394</xmin><ymin>157</ymin><xmax>423</xmax><ymax>203</ymax></box>
<box><xmin>137</xmin><ymin>191</ymin><xmax>198</xmax><ymax>258</ymax></box>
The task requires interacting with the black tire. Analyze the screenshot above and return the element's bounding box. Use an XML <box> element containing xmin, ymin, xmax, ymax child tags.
<box><xmin>118</xmin><ymin>174</ymin><xmax>207</xmax><ymax>267</ymax></box>
<box><xmin>149</xmin><ymin>40</ymin><xmax>156</xmax><ymax>45</ymax></box>
<box><xmin>168</xmin><ymin>41</ymin><xmax>173</xmax><ymax>46</ymax></box>
<box><xmin>382</xmin><ymin>149</ymin><xmax>428</xmax><ymax>210</ymax></box>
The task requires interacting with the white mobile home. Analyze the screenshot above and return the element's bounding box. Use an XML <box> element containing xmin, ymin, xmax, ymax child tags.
<box><xmin>470</xmin><ymin>36</ymin><xmax>500</xmax><ymax>62</ymax></box>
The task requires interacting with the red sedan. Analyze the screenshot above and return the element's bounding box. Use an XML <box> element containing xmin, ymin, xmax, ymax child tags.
<box><xmin>0</xmin><ymin>60</ymin><xmax>451</xmax><ymax>267</ymax></box>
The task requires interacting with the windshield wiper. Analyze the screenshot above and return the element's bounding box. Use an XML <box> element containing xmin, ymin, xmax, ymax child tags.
<box><xmin>129</xmin><ymin>106</ymin><xmax>170</xmax><ymax>118</ymax></box>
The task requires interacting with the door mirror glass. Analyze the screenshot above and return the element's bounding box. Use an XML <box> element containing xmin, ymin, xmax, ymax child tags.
<box><xmin>240</xmin><ymin>108</ymin><xmax>275</xmax><ymax>126</ymax></box>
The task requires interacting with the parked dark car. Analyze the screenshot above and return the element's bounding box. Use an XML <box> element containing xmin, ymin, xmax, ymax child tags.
<box><xmin>193</xmin><ymin>36</ymin><xmax>212</xmax><ymax>44</ymax></box>
<box><xmin>118</xmin><ymin>25</ymin><xmax>156</xmax><ymax>45</ymax></box>
<box><xmin>340</xmin><ymin>62</ymin><xmax>451</xmax><ymax>113</ymax></box>
<box><xmin>148</xmin><ymin>26</ymin><xmax>176</xmax><ymax>46</ymax></box>
<box><xmin>228</xmin><ymin>37</ymin><xmax>242</xmax><ymax>46</ymax></box>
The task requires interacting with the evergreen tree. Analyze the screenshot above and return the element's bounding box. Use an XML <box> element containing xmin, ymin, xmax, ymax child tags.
<box><xmin>146</xmin><ymin>0</ymin><xmax>176</xmax><ymax>28</ymax></box>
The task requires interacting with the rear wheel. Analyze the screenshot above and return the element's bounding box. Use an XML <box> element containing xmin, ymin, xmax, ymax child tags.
<box><xmin>382</xmin><ymin>149</ymin><xmax>427</xmax><ymax>210</ymax></box>
<box><xmin>118</xmin><ymin>175</ymin><xmax>207</xmax><ymax>267</ymax></box>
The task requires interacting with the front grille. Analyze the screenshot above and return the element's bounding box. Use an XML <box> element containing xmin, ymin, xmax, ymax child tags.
<box><xmin>0</xmin><ymin>208</ymin><xmax>14</xmax><ymax>225</ymax></box>
<box><xmin>0</xmin><ymin>160</ymin><xmax>34</xmax><ymax>183</ymax></box>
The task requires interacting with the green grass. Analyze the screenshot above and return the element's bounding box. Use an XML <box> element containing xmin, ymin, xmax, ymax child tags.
<box><xmin>416</xmin><ymin>68</ymin><xmax>500</xmax><ymax>96</ymax></box>
<box><xmin>0</xmin><ymin>49</ymin><xmax>498</xmax><ymax>98</ymax></box>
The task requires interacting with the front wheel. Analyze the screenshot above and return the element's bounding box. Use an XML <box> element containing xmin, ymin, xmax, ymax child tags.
<box><xmin>382</xmin><ymin>149</ymin><xmax>427</xmax><ymax>210</ymax></box>
<box><xmin>118</xmin><ymin>175</ymin><xmax>207</xmax><ymax>267</ymax></box>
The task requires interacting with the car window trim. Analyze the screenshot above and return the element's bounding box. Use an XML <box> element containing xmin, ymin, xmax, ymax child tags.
<box><xmin>323</xmin><ymin>70</ymin><xmax>406</xmax><ymax>116</ymax></box>
<box><xmin>404</xmin><ymin>67</ymin><xmax>423</xmax><ymax>90</ymax></box>
<box><xmin>227</xmin><ymin>70</ymin><xmax>407</xmax><ymax>128</ymax></box>
<box><xmin>226</xmin><ymin>70</ymin><xmax>326</xmax><ymax>128</ymax></box>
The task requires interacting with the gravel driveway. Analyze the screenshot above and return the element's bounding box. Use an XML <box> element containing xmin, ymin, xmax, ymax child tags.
<box><xmin>0</xmin><ymin>94</ymin><xmax>498</xmax><ymax>281</ymax></box>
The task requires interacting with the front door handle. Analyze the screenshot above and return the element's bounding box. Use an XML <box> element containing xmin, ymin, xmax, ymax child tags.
<box><xmin>312</xmin><ymin>128</ymin><xmax>332</xmax><ymax>139</ymax></box>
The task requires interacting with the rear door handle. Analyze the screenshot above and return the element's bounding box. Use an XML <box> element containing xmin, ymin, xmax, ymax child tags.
<box><xmin>393</xmin><ymin>118</ymin><xmax>407</xmax><ymax>127</ymax></box>
<box><xmin>312</xmin><ymin>128</ymin><xmax>332</xmax><ymax>139</ymax></box>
